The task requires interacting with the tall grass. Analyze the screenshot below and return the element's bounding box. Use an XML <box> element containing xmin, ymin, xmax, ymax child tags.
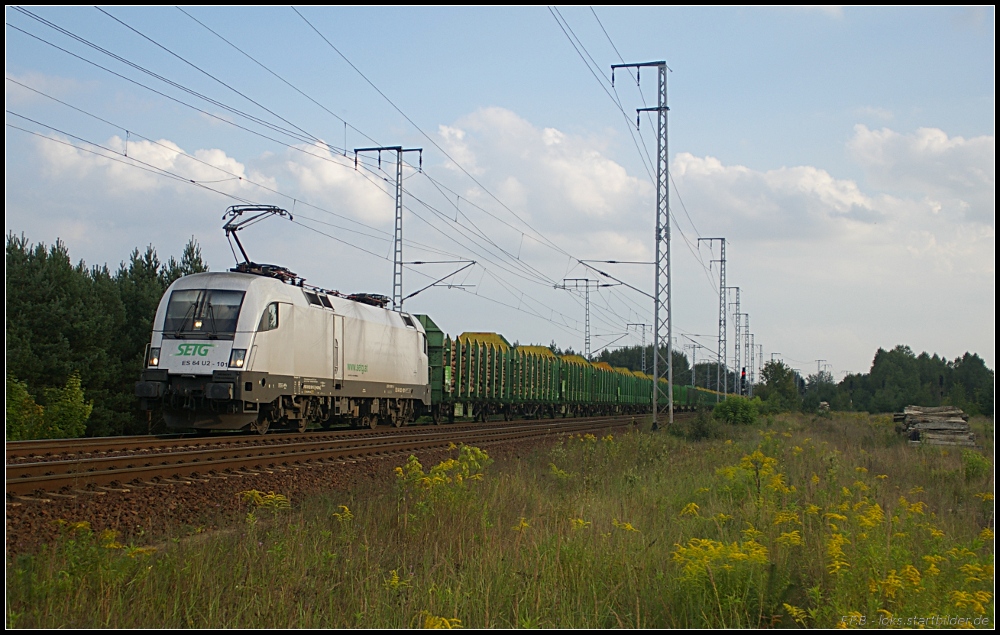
<box><xmin>7</xmin><ymin>413</ymin><xmax>994</xmax><ymax>628</ymax></box>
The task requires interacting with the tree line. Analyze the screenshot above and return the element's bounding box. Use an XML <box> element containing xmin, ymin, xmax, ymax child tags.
<box><xmin>5</xmin><ymin>233</ymin><xmax>207</xmax><ymax>440</ymax></box>
<box><xmin>755</xmin><ymin>345</ymin><xmax>993</xmax><ymax>416</ymax></box>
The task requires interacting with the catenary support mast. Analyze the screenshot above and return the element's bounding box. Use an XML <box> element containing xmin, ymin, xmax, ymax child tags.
<box><xmin>613</xmin><ymin>60</ymin><xmax>671</xmax><ymax>429</ymax></box>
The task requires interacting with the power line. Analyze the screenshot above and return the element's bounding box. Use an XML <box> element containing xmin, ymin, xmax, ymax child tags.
<box><xmin>292</xmin><ymin>6</ymin><xmax>582</xmax><ymax>266</ymax></box>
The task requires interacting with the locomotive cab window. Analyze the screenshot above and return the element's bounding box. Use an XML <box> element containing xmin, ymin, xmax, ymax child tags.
<box><xmin>304</xmin><ymin>291</ymin><xmax>322</xmax><ymax>307</ymax></box>
<box><xmin>162</xmin><ymin>289</ymin><xmax>245</xmax><ymax>340</ymax></box>
<box><xmin>401</xmin><ymin>314</ymin><xmax>415</xmax><ymax>328</ymax></box>
<box><xmin>258</xmin><ymin>302</ymin><xmax>279</xmax><ymax>332</ymax></box>
<box><xmin>319</xmin><ymin>295</ymin><xmax>333</xmax><ymax>309</ymax></box>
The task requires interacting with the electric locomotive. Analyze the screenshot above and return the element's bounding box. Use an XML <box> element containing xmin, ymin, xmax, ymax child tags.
<box><xmin>135</xmin><ymin>264</ymin><xmax>429</xmax><ymax>433</ymax></box>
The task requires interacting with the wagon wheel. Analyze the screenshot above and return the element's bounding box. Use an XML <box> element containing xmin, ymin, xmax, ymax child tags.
<box><xmin>362</xmin><ymin>414</ymin><xmax>377</xmax><ymax>429</ymax></box>
<box><xmin>391</xmin><ymin>411</ymin><xmax>404</xmax><ymax>428</ymax></box>
<box><xmin>502</xmin><ymin>407</ymin><xmax>511</xmax><ymax>422</ymax></box>
<box><xmin>295</xmin><ymin>418</ymin><xmax>308</xmax><ymax>434</ymax></box>
<box><xmin>250</xmin><ymin>415</ymin><xmax>270</xmax><ymax>436</ymax></box>
<box><xmin>432</xmin><ymin>405</ymin><xmax>443</xmax><ymax>425</ymax></box>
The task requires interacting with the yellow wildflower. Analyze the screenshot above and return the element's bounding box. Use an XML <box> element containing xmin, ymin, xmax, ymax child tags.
<box><xmin>679</xmin><ymin>502</ymin><xmax>700</xmax><ymax>517</ymax></box>
<box><xmin>384</xmin><ymin>569</ymin><xmax>412</xmax><ymax>590</ymax></box>
<box><xmin>773</xmin><ymin>510</ymin><xmax>801</xmax><ymax>526</ymax></box>
<box><xmin>569</xmin><ymin>518</ymin><xmax>591</xmax><ymax>531</ymax></box>
<box><xmin>125</xmin><ymin>546</ymin><xmax>157</xmax><ymax>558</ymax></box>
<box><xmin>612</xmin><ymin>518</ymin><xmax>640</xmax><ymax>532</ymax></box>
<box><xmin>879</xmin><ymin>570</ymin><xmax>904</xmax><ymax>599</ymax></box>
<box><xmin>876</xmin><ymin>474</ymin><xmax>888</xmax><ymax>480</ymax></box>
<box><xmin>417</xmin><ymin>611</ymin><xmax>462</xmax><ymax>629</ymax></box>
<box><xmin>805</xmin><ymin>504</ymin><xmax>821</xmax><ymax>515</ymax></box>
<box><xmin>811</xmin><ymin>474</ymin><xmax>820</xmax><ymax>485</ymax></box>
<box><xmin>979</xmin><ymin>528</ymin><xmax>994</xmax><ymax>541</ymax></box>
<box><xmin>783</xmin><ymin>603</ymin><xmax>808</xmax><ymax>626</ymax></box>
<box><xmin>511</xmin><ymin>517</ymin><xmax>529</xmax><ymax>532</ymax></box>
<box><xmin>741</xmin><ymin>524</ymin><xmax>763</xmax><ymax>540</ymax></box>
<box><xmin>975</xmin><ymin>492</ymin><xmax>994</xmax><ymax>502</ymax></box>
<box><xmin>777</xmin><ymin>530</ymin><xmax>803</xmax><ymax>547</ymax></box>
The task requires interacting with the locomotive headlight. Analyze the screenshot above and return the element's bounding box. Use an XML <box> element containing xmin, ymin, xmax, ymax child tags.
<box><xmin>229</xmin><ymin>348</ymin><xmax>247</xmax><ymax>368</ymax></box>
<box><xmin>148</xmin><ymin>347</ymin><xmax>160</xmax><ymax>367</ymax></box>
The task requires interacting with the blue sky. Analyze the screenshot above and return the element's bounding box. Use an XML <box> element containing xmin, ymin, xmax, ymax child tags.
<box><xmin>5</xmin><ymin>6</ymin><xmax>995</xmax><ymax>379</ymax></box>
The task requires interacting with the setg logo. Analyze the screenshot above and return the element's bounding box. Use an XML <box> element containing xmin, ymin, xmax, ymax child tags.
<box><xmin>173</xmin><ymin>343</ymin><xmax>215</xmax><ymax>357</ymax></box>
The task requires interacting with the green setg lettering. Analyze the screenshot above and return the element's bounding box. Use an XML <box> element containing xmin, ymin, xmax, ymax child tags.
<box><xmin>173</xmin><ymin>343</ymin><xmax>215</xmax><ymax>357</ymax></box>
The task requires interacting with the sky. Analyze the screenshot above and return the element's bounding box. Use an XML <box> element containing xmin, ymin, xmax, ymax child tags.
<box><xmin>5</xmin><ymin>6</ymin><xmax>995</xmax><ymax>381</ymax></box>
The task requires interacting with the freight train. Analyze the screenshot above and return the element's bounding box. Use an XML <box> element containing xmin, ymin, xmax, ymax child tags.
<box><xmin>136</xmin><ymin>262</ymin><xmax>722</xmax><ymax>434</ymax></box>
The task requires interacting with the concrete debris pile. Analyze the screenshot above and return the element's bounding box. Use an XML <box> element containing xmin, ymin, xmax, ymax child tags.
<box><xmin>894</xmin><ymin>405</ymin><xmax>977</xmax><ymax>447</ymax></box>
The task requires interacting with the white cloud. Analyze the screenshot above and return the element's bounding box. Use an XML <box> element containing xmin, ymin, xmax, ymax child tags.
<box><xmin>280</xmin><ymin>141</ymin><xmax>394</xmax><ymax>224</ymax></box>
<box><xmin>439</xmin><ymin>107</ymin><xmax>651</xmax><ymax>227</ymax></box>
<box><xmin>5</xmin><ymin>72</ymin><xmax>93</xmax><ymax>107</ymax></box>
<box><xmin>848</xmin><ymin>125</ymin><xmax>995</xmax><ymax>224</ymax></box>
<box><xmin>854</xmin><ymin>106</ymin><xmax>894</xmax><ymax>121</ymax></box>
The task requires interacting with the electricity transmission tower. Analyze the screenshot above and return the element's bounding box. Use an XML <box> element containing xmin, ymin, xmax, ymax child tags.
<box><xmin>699</xmin><ymin>237</ymin><xmax>726</xmax><ymax>399</ymax></box>
<box><xmin>353</xmin><ymin>145</ymin><xmax>422</xmax><ymax>311</ymax></box>
<box><xmin>743</xmin><ymin>313</ymin><xmax>750</xmax><ymax>396</ymax></box>
<box><xmin>728</xmin><ymin>286</ymin><xmax>740</xmax><ymax>393</ymax></box>
<box><xmin>556</xmin><ymin>279</ymin><xmax>613</xmax><ymax>361</ymax></box>
<box><xmin>613</xmin><ymin>60</ymin><xmax>671</xmax><ymax>429</ymax></box>
<box><xmin>626</xmin><ymin>323</ymin><xmax>651</xmax><ymax>373</ymax></box>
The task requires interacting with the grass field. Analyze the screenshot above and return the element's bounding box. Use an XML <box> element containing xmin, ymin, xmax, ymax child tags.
<box><xmin>6</xmin><ymin>412</ymin><xmax>994</xmax><ymax>628</ymax></box>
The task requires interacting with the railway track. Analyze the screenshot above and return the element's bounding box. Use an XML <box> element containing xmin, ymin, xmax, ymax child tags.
<box><xmin>7</xmin><ymin>415</ymin><xmax>651</xmax><ymax>497</ymax></box>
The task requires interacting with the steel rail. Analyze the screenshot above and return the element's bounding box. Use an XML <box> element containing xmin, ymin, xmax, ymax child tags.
<box><xmin>5</xmin><ymin>415</ymin><xmax>639</xmax><ymax>462</ymax></box>
<box><xmin>7</xmin><ymin>415</ymin><xmax>650</xmax><ymax>496</ymax></box>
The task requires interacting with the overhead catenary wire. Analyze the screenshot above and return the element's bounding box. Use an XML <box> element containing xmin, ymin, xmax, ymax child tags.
<box><xmin>12</xmin><ymin>9</ymin><xmax>739</xmax><ymax>352</ymax></box>
<box><xmin>9</xmin><ymin>9</ymin><xmax>648</xmax><ymax>339</ymax></box>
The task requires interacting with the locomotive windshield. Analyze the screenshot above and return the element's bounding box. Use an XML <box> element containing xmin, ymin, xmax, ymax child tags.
<box><xmin>162</xmin><ymin>289</ymin><xmax>246</xmax><ymax>339</ymax></box>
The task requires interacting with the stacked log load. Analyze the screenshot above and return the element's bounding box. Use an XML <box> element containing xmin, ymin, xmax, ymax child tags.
<box><xmin>894</xmin><ymin>405</ymin><xmax>977</xmax><ymax>447</ymax></box>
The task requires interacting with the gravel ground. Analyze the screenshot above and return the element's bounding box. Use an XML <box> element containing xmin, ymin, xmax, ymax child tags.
<box><xmin>5</xmin><ymin>433</ymin><xmax>567</xmax><ymax>558</ymax></box>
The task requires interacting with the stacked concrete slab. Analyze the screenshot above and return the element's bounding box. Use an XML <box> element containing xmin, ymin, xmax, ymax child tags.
<box><xmin>894</xmin><ymin>405</ymin><xmax>976</xmax><ymax>447</ymax></box>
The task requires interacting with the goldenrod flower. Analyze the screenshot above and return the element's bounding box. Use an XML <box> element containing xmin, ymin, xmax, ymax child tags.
<box><xmin>679</xmin><ymin>503</ymin><xmax>700</xmax><ymax>517</ymax></box>
<box><xmin>979</xmin><ymin>527</ymin><xmax>994</xmax><ymax>541</ymax></box>
<box><xmin>777</xmin><ymin>530</ymin><xmax>803</xmax><ymax>546</ymax></box>
<box><xmin>783</xmin><ymin>603</ymin><xmax>808</xmax><ymax>626</ymax></box>
<box><xmin>332</xmin><ymin>505</ymin><xmax>354</xmax><ymax>523</ymax></box>
<box><xmin>569</xmin><ymin>518</ymin><xmax>591</xmax><ymax>531</ymax></box>
<box><xmin>612</xmin><ymin>518</ymin><xmax>640</xmax><ymax>532</ymax></box>
<box><xmin>772</xmin><ymin>510</ymin><xmax>801</xmax><ymax>526</ymax></box>
<box><xmin>416</xmin><ymin>611</ymin><xmax>462</xmax><ymax>629</ymax></box>
<box><xmin>384</xmin><ymin>569</ymin><xmax>412</xmax><ymax>590</ymax></box>
<box><xmin>901</xmin><ymin>564</ymin><xmax>921</xmax><ymax>588</ymax></box>
<box><xmin>512</xmin><ymin>517</ymin><xmax>529</xmax><ymax>532</ymax></box>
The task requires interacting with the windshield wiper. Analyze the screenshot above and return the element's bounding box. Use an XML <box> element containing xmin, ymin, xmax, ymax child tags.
<box><xmin>205</xmin><ymin>301</ymin><xmax>219</xmax><ymax>339</ymax></box>
<box><xmin>174</xmin><ymin>303</ymin><xmax>197</xmax><ymax>338</ymax></box>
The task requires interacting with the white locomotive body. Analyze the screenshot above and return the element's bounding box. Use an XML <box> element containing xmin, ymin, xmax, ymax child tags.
<box><xmin>136</xmin><ymin>271</ymin><xmax>429</xmax><ymax>433</ymax></box>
